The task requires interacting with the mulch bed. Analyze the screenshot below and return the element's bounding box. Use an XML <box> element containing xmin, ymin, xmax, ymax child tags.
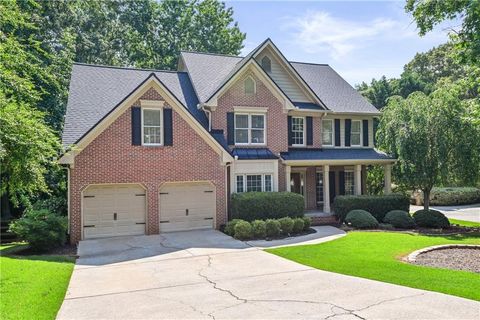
<box><xmin>413</xmin><ymin>247</ymin><xmax>480</xmax><ymax>273</ymax></box>
<box><xmin>10</xmin><ymin>244</ymin><xmax>78</xmax><ymax>257</ymax></box>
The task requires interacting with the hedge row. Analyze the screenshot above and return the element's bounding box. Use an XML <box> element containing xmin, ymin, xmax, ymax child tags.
<box><xmin>421</xmin><ymin>187</ymin><xmax>480</xmax><ymax>206</ymax></box>
<box><xmin>231</xmin><ymin>192</ymin><xmax>304</xmax><ymax>221</ymax></box>
<box><xmin>224</xmin><ymin>216</ymin><xmax>312</xmax><ymax>240</ymax></box>
<box><xmin>333</xmin><ymin>193</ymin><xmax>410</xmax><ymax>222</ymax></box>
<box><xmin>345</xmin><ymin>209</ymin><xmax>449</xmax><ymax>229</ymax></box>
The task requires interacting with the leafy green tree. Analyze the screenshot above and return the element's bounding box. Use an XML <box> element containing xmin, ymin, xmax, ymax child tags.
<box><xmin>405</xmin><ymin>0</ymin><xmax>480</xmax><ymax>65</ymax></box>
<box><xmin>356</xmin><ymin>76</ymin><xmax>393</xmax><ymax>109</ymax></box>
<box><xmin>377</xmin><ymin>85</ymin><xmax>480</xmax><ymax>209</ymax></box>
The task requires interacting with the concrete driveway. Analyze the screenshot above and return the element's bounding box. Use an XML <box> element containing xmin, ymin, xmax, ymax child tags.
<box><xmin>411</xmin><ymin>204</ymin><xmax>480</xmax><ymax>223</ymax></box>
<box><xmin>57</xmin><ymin>230</ymin><xmax>480</xmax><ymax>319</ymax></box>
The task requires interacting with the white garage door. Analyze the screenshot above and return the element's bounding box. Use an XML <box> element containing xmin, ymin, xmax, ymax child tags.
<box><xmin>159</xmin><ymin>183</ymin><xmax>215</xmax><ymax>232</ymax></box>
<box><xmin>83</xmin><ymin>184</ymin><xmax>146</xmax><ymax>239</ymax></box>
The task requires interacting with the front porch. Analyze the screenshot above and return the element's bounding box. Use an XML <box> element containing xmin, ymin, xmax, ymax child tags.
<box><xmin>285</xmin><ymin>162</ymin><xmax>393</xmax><ymax>214</ymax></box>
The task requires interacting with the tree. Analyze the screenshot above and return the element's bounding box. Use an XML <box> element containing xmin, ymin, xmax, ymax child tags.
<box><xmin>356</xmin><ymin>76</ymin><xmax>393</xmax><ymax>109</ymax></box>
<box><xmin>377</xmin><ymin>85</ymin><xmax>480</xmax><ymax>209</ymax></box>
<box><xmin>405</xmin><ymin>0</ymin><xmax>480</xmax><ymax>65</ymax></box>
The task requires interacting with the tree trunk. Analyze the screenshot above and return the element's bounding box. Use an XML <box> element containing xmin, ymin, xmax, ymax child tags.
<box><xmin>423</xmin><ymin>188</ymin><xmax>431</xmax><ymax>210</ymax></box>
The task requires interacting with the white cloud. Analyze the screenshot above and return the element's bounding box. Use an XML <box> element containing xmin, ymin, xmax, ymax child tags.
<box><xmin>285</xmin><ymin>11</ymin><xmax>403</xmax><ymax>59</ymax></box>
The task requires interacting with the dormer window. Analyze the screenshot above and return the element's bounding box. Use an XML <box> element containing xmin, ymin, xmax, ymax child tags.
<box><xmin>244</xmin><ymin>76</ymin><xmax>256</xmax><ymax>95</ymax></box>
<box><xmin>261</xmin><ymin>56</ymin><xmax>271</xmax><ymax>73</ymax></box>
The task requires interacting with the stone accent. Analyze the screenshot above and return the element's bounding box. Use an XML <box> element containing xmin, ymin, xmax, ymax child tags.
<box><xmin>406</xmin><ymin>244</ymin><xmax>480</xmax><ymax>262</ymax></box>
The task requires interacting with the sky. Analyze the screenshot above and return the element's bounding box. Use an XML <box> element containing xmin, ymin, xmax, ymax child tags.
<box><xmin>225</xmin><ymin>0</ymin><xmax>453</xmax><ymax>86</ymax></box>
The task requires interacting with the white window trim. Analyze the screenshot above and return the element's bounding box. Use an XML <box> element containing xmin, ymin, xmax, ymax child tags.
<box><xmin>322</xmin><ymin>119</ymin><xmax>334</xmax><ymax>147</ymax></box>
<box><xmin>141</xmin><ymin>107</ymin><xmax>163</xmax><ymax>146</ymax></box>
<box><xmin>244</xmin><ymin>76</ymin><xmax>256</xmax><ymax>96</ymax></box>
<box><xmin>292</xmin><ymin>116</ymin><xmax>306</xmax><ymax>147</ymax></box>
<box><xmin>235</xmin><ymin>173</ymin><xmax>273</xmax><ymax>193</ymax></box>
<box><xmin>344</xmin><ymin>170</ymin><xmax>355</xmax><ymax>195</ymax></box>
<box><xmin>234</xmin><ymin>113</ymin><xmax>266</xmax><ymax>146</ymax></box>
<box><xmin>351</xmin><ymin>120</ymin><xmax>362</xmax><ymax>147</ymax></box>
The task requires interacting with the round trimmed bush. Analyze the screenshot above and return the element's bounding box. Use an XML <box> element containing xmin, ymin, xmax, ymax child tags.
<box><xmin>413</xmin><ymin>209</ymin><xmax>450</xmax><ymax>228</ymax></box>
<box><xmin>233</xmin><ymin>220</ymin><xmax>253</xmax><ymax>240</ymax></box>
<box><xmin>302</xmin><ymin>216</ymin><xmax>312</xmax><ymax>231</ymax></box>
<box><xmin>251</xmin><ymin>220</ymin><xmax>266</xmax><ymax>238</ymax></box>
<box><xmin>278</xmin><ymin>217</ymin><xmax>294</xmax><ymax>235</ymax></box>
<box><xmin>265</xmin><ymin>219</ymin><xmax>281</xmax><ymax>237</ymax></box>
<box><xmin>224</xmin><ymin>219</ymin><xmax>243</xmax><ymax>236</ymax></box>
<box><xmin>292</xmin><ymin>218</ymin><xmax>305</xmax><ymax>234</ymax></box>
<box><xmin>345</xmin><ymin>210</ymin><xmax>379</xmax><ymax>229</ymax></box>
<box><xmin>384</xmin><ymin>210</ymin><xmax>415</xmax><ymax>229</ymax></box>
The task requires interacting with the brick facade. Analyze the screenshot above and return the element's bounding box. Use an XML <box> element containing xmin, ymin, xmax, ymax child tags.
<box><xmin>69</xmin><ymin>87</ymin><xmax>226</xmax><ymax>243</ymax></box>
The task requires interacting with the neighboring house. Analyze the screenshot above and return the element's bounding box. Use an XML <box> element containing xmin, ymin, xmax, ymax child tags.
<box><xmin>60</xmin><ymin>39</ymin><xmax>395</xmax><ymax>243</ymax></box>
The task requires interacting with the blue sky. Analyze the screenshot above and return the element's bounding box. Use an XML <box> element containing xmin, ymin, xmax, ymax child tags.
<box><xmin>225</xmin><ymin>1</ymin><xmax>452</xmax><ymax>86</ymax></box>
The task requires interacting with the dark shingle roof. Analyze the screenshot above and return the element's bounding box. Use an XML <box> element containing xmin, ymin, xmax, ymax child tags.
<box><xmin>62</xmin><ymin>64</ymin><xmax>204</xmax><ymax>147</ymax></box>
<box><xmin>210</xmin><ymin>130</ymin><xmax>230</xmax><ymax>152</ymax></box>
<box><xmin>280</xmin><ymin>148</ymin><xmax>394</xmax><ymax>161</ymax></box>
<box><xmin>291</xmin><ymin>62</ymin><xmax>380</xmax><ymax>114</ymax></box>
<box><xmin>232</xmin><ymin>148</ymin><xmax>278</xmax><ymax>160</ymax></box>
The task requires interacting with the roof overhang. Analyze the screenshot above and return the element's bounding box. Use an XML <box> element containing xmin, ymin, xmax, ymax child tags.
<box><xmin>59</xmin><ymin>74</ymin><xmax>233</xmax><ymax>166</ymax></box>
<box><xmin>282</xmin><ymin>159</ymin><xmax>396</xmax><ymax>166</ymax></box>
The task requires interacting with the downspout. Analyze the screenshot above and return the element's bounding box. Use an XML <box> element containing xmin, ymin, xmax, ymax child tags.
<box><xmin>198</xmin><ymin>103</ymin><xmax>212</xmax><ymax>131</ymax></box>
<box><xmin>66</xmin><ymin>166</ymin><xmax>71</xmax><ymax>235</ymax></box>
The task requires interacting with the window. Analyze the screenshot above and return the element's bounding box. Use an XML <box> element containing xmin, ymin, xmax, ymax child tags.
<box><xmin>244</xmin><ymin>77</ymin><xmax>255</xmax><ymax>95</ymax></box>
<box><xmin>344</xmin><ymin>171</ymin><xmax>354</xmax><ymax>195</ymax></box>
<box><xmin>351</xmin><ymin>120</ymin><xmax>361</xmax><ymax>146</ymax></box>
<box><xmin>236</xmin><ymin>174</ymin><xmax>273</xmax><ymax>192</ymax></box>
<box><xmin>261</xmin><ymin>56</ymin><xmax>271</xmax><ymax>73</ymax></box>
<box><xmin>316</xmin><ymin>172</ymin><xmax>323</xmax><ymax>203</ymax></box>
<box><xmin>142</xmin><ymin>109</ymin><xmax>162</xmax><ymax>145</ymax></box>
<box><xmin>292</xmin><ymin>117</ymin><xmax>305</xmax><ymax>146</ymax></box>
<box><xmin>322</xmin><ymin>119</ymin><xmax>333</xmax><ymax>146</ymax></box>
<box><xmin>234</xmin><ymin>114</ymin><xmax>265</xmax><ymax>145</ymax></box>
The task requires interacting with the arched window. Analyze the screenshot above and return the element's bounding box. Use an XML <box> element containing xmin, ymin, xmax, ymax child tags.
<box><xmin>244</xmin><ymin>76</ymin><xmax>256</xmax><ymax>95</ymax></box>
<box><xmin>261</xmin><ymin>56</ymin><xmax>271</xmax><ymax>73</ymax></box>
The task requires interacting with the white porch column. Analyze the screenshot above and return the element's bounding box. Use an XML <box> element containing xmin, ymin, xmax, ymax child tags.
<box><xmin>355</xmin><ymin>164</ymin><xmax>362</xmax><ymax>195</ymax></box>
<box><xmin>323</xmin><ymin>165</ymin><xmax>330</xmax><ymax>213</ymax></box>
<box><xmin>286</xmin><ymin>165</ymin><xmax>291</xmax><ymax>192</ymax></box>
<box><xmin>384</xmin><ymin>164</ymin><xmax>392</xmax><ymax>194</ymax></box>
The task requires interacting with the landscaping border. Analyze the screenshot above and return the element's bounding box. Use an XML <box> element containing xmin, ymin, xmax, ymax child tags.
<box><xmin>406</xmin><ymin>244</ymin><xmax>480</xmax><ymax>262</ymax></box>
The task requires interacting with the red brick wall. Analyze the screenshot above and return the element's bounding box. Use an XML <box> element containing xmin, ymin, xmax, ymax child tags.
<box><xmin>69</xmin><ymin>87</ymin><xmax>226</xmax><ymax>243</ymax></box>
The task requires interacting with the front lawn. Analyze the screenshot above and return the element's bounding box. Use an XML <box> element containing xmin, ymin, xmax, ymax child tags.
<box><xmin>267</xmin><ymin>232</ymin><xmax>480</xmax><ymax>301</ymax></box>
<box><xmin>0</xmin><ymin>244</ymin><xmax>75</xmax><ymax>320</ymax></box>
<box><xmin>449</xmin><ymin>218</ymin><xmax>480</xmax><ymax>227</ymax></box>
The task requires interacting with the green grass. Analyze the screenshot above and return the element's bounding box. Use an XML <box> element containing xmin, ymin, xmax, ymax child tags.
<box><xmin>449</xmin><ymin>218</ymin><xmax>480</xmax><ymax>227</ymax></box>
<box><xmin>267</xmin><ymin>232</ymin><xmax>480</xmax><ymax>301</ymax></box>
<box><xmin>0</xmin><ymin>244</ymin><xmax>75</xmax><ymax>320</ymax></box>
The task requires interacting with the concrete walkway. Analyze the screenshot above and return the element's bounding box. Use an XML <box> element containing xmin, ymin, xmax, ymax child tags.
<box><xmin>411</xmin><ymin>204</ymin><xmax>480</xmax><ymax>223</ymax></box>
<box><xmin>57</xmin><ymin>229</ymin><xmax>480</xmax><ymax>319</ymax></box>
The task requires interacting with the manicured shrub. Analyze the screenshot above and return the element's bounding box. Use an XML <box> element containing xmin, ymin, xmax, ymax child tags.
<box><xmin>292</xmin><ymin>218</ymin><xmax>305</xmax><ymax>234</ymax></box>
<box><xmin>224</xmin><ymin>219</ymin><xmax>243</xmax><ymax>236</ymax></box>
<box><xmin>265</xmin><ymin>219</ymin><xmax>281</xmax><ymax>237</ymax></box>
<box><xmin>413</xmin><ymin>209</ymin><xmax>450</xmax><ymax>228</ymax></box>
<box><xmin>9</xmin><ymin>209</ymin><xmax>67</xmax><ymax>252</ymax></box>
<box><xmin>233</xmin><ymin>220</ymin><xmax>253</xmax><ymax>240</ymax></box>
<box><xmin>251</xmin><ymin>220</ymin><xmax>266</xmax><ymax>238</ymax></box>
<box><xmin>421</xmin><ymin>187</ymin><xmax>480</xmax><ymax>206</ymax></box>
<box><xmin>333</xmin><ymin>194</ymin><xmax>409</xmax><ymax>222</ymax></box>
<box><xmin>379</xmin><ymin>223</ymin><xmax>394</xmax><ymax>230</ymax></box>
<box><xmin>231</xmin><ymin>192</ymin><xmax>304</xmax><ymax>221</ymax></box>
<box><xmin>278</xmin><ymin>217</ymin><xmax>294</xmax><ymax>235</ymax></box>
<box><xmin>384</xmin><ymin>210</ymin><xmax>415</xmax><ymax>229</ymax></box>
<box><xmin>345</xmin><ymin>210</ymin><xmax>379</xmax><ymax>229</ymax></box>
<box><xmin>302</xmin><ymin>216</ymin><xmax>312</xmax><ymax>231</ymax></box>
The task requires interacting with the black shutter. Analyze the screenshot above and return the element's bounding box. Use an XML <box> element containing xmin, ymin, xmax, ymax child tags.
<box><xmin>306</xmin><ymin>116</ymin><xmax>313</xmax><ymax>146</ymax></box>
<box><xmin>334</xmin><ymin>119</ymin><xmax>341</xmax><ymax>146</ymax></box>
<box><xmin>131</xmin><ymin>107</ymin><xmax>141</xmax><ymax>146</ymax></box>
<box><xmin>345</xmin><ymin>119</ymin><xmax>351</xmax><ymax>147</ymax></box>
<box><xmin>339</xmin><ymin>171</ymin><xmax>345</xmax><ymax>195</ymax></box>
<box><xmin>163</xmin><ymin>108</ymin><xmax>173</xmax><ymax>146</ymax></box>
<box><xmin>287</xmin><ymin>116</ymin><xmax>293</xmax><ymax>146</ymax></box>
<box><xmin>363</xmin><ymin>120</ymin><xmax>369</xmax><ymax>147</ymax></box>
<box><xmin>227</xmin><ymin>112</ymin><xmax>234</xmax><ymax>145</ymax></box>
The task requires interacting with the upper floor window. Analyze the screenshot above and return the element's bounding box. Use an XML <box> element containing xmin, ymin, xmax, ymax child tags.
<box><xmin>244</xmin><ymin>76</ymin><xmax>256</xmax><ymax>95</ymax></box>
<box><xmin>261</xmin><ymin>56</ymin><xmax>271</xmax><ymax>73</ymax></box>
<box><xmin>351</xmin><ymin>120</ymin><xmax>361</xmax><ymax>146</ymax></box>
<box><xmin>142</xmin><ymin>108</ymin><xmax>162</xmax><ymax>145</ymax></box>
<box><xmin>235</xmin><ymin>113</ymin><xmax>265</xmax><ymax>145</ymax></box>
<box><xmin>292</xmin><ymin>117</ymin><xmax>305</xmax><ymax>146</ymax></box>
<box><xmin>322</xmin><ymin>119</ymin><xmax>333</xmax><ymax>146</ymax></box>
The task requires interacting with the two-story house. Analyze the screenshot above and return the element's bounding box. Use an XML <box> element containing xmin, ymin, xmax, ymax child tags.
<box><xmin>60</xmin><ymin>39</ymin><xmax>395</xmax><ymax>243</ymax></box>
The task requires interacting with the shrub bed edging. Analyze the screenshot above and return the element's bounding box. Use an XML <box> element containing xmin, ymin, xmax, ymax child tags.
<box><xmin>406</xmin><ymin>244</ymin><xmax>480</xmax><ymax>262</ymax></box>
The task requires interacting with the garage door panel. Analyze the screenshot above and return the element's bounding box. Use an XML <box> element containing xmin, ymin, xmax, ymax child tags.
<box><xmin>82</xmin><ymin>184</ymin><xmax>146</xmax><ymax>239</ymax></box>
<box><xmin>159</xmin><ymin>183</ymin><xmax>215</xmax><ymax>232</ymax></box>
